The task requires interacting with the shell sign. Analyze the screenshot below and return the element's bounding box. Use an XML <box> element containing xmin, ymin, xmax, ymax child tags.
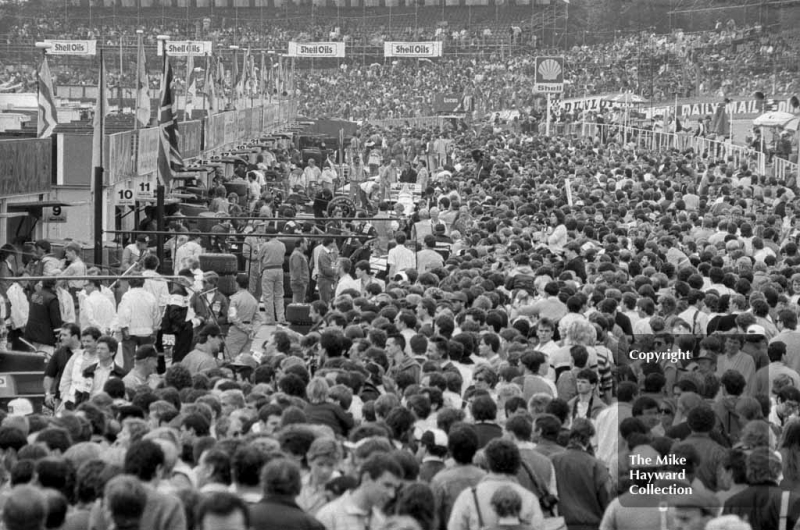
<box><xmin>534</xmin><ymin>56</ymin><xmax>564</xmax><ymax>94</ymax></box>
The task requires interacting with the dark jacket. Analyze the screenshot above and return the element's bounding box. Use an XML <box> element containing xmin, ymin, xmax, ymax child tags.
<box><xmin>551</xmin><ymin>446</ymin><xmax>612</xmax><ymax>530</ymax></box>
<box><xmin>304</xmin><ymin>401</ymin><xmax>354</xmax><ymax>437</ymax></box>
<box><xmin>74</xmin><ymin>362</ymin><xmax>126</xmax><ymax>406</ymax></box>
<box><xmin>723</xmin><ymin>483</ymin><xmax>800</xmax><ymax>530</ymax></box>
<box><xmin>23</xmin><ymin>287</ymin><xmax>62</xmax><ymax>346</ymax></box>
<box><xmin>473</xmin><ymin>422</ymin><xmax>503</xmax><ymax>449</ymax></box>
<box><xmin>249</xmin><ymin>495</ymin><xmax>325</xmax><ymax>530</ymax></box>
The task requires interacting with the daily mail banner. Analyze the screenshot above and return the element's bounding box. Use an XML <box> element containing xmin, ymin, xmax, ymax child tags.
<box><xmin>287</xmin><ymin>42</ymin><xmax>345</xmax><ymax>58</ymax></box>
<box><xmin>384</xmin><ymin>42</ymin><xmax>442</xmax><ymax>58</ymax></box>
<box><xmin>560</xmin><ymin>94</ymin><xmax>800</xmax><ymax>119</ymax></box>
<box><xmin>45</xmin><ymin>40</ymin><xmax>97</xmax><ymax>56</ymax></box>
<box><xmin>158</xmin><ymin>40</ymin><xmax>214</xmax><ymax>57</ymax></box>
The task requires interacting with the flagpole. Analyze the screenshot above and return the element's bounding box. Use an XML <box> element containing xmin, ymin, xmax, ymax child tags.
<box><xmin>94</xmin><ymin>49</ymin><xmax>105</xmax><ymax>269</ymax></box>
<box><xmin>202</xmin><ymin>52</ymin><xmax>208</xmax><ymax>115</ymax></box>
<box><xmin>135</xmin><ymin>31</ymin><xmax>143</xmax><ymax>131</ymax></box>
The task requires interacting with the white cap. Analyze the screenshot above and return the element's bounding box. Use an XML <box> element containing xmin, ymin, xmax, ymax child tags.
<box><xmin>747</xmin><ymin>324</ymin><xmax>767</xmax><ymax>336</ymax></box>
<box><xmin>7</xmin><ymin>398</ymin><xmax>33</xmax><ymax>417</ymax></box>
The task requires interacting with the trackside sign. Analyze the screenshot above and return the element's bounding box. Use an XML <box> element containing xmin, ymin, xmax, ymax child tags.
<box><xmin>384</xmin><ymin>42</ymin><xmax>443</xmax><ymax>57</ymax></box>
<box><xmin>287</xmin><ymin>42</ymin><xmax>345</xmax><ymax>58</ymax></box>
<box><xmin>45</xmin><ymin>40</ymin><xmax>97</xmax><ymax>56</ymax></box>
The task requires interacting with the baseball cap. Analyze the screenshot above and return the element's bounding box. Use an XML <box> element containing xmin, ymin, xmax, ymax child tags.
<box><xmin>203</xmin><ymin>271</ymin><xmax>220</xmax><ymax>283</ymax></box>
<box><xmin>420</xmin><ymin>428</ymin><xmax>448</xmax><ymax>448</ymax></box>
<box><xmin>7</xmin><ymin>398</ymin><xmax>33</xmax><ymax>417</ymax></box>
<box><xmin>135</xmin><ymin>345</ymin><xmax>158</xmax><ymax>361</ymax></box>
<box><xmin>746</xmin><ymin>324</ymin><xmax>766</xmax><ymax>336</ymax></box>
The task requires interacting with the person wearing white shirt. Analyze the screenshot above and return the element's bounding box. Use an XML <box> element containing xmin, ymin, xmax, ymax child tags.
<box><xmin>142</xmin><ymin>255</ymin><xmax>170</xmax><ymax>326</ymax></box>
<box><xmin>78</xmin><ymin>280</ymin><xmax>118</xmax><ymax>335</ymax></box>
<box><xmin>117</xmin><ymin>276</ymin><xmax>160</xmax><ymax>374</ymax></box>
<box><xmin>59</xmin><ymin>327</ymin><xmax>100</xmax><ymax>411</ymax></box>
<box><xmin>173</xmin><ymin>233</ymin><xmax>203</xmax><ymax>275</ymax></box>
<box><xmin>335</xmin><ymin>258</ymin><xmax>362</xmax><ymax>298</ymax></box>
<box><xmin>387</xmin><ymin>233</ymin><xmax>416</xmax><ymax>279</ymax></box>
<box><xmin>304</xmin><ymin>159</ymin><xmax>322</xmax><ymax>189</ymax></box>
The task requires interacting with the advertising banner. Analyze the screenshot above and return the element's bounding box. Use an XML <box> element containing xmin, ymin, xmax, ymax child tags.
<box><xmin>287</xmin><ymin>42</ymin><xmax>345</xmax><ymax>58</ymax></box>
<box><xmin>45</xmin><ymin>40</ymin><xmax>97</xmax><ymax>56</ymax></box>
<box><xmin>0</xmin><ymin>140</ymin><xmax>52</xmax><ymax>196</ymax></box>
<box><xmin>158</xmin><ymin>40</ymin><xmax>214</xmax><ymax>57</ymax></box>
<box><xmin>433</xmin><ymin>94</ymin><xmax>473</xmax><ymax>113</ymax></box>
<box><xmin>383</xmin><ymin>42</ymin><xmax>442</xmax><ymax>57</ymax></box>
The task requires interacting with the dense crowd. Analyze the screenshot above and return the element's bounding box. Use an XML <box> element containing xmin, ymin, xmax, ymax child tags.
<box><xmin>3</xmin><ymin>16</ymin><xmax>800</xmax><ymax>118</ymax></box>
<box><xmin>0</xmin><ymin>98</ymin><xmax>798</xmax><ymax>530</ymax></box>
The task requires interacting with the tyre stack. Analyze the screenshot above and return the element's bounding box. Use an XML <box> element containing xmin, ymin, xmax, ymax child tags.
<box><xmin>199</xmin><ymin>253</ymin><xmax>240</xmax><ymax>298</ymax></box>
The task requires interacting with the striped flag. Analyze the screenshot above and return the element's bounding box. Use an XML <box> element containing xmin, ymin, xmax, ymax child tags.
<box><xmin>92</xmin><ymin>52</ymin><xmax>108</xmax><ymax>169</ymax></box>
<box><xmin>158</xmin><ymin>56</ymin><xmax>184</xmax><ymax>187</ymax></box>
<box><xmin>135</xmin><ymin>36</ymin><xmax>151</xmax><ymax>128</ymax></box>
<box><xmin>37</xmin><ymin>56</ymin><xmax>58</xmax><ymax>138</ymax></box>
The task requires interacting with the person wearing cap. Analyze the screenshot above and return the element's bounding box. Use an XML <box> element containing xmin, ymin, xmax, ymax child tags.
<box><xmin>121</xmin><ymin>235</ymin><xmax>151</xmax><ymax>272</ymax></box>
<box><xmin>297</xmin><ymin>437</ymin><xmax>343</xmax><ymax>516</ymax></box>
<box><xmin>28</xmin><ymin>239</ymin><xmax>61</xmax><ymax>278</ymax></box>
<box><xmin>227</xmin><ymin>273</ymin><xmax>260</xmax><ymax>357</ymax></box>
<box><xmin>117</xmin><ymin>275</ymin><xmax>160</xmax><ymax>374</ymax></box>
<box><xmin>417</xmin><ymin>429</ymin><xmax>449</xmax><ymax>484</ymax></box>
<box><xmin>192</xmin><ymin>271</ymin><xmax>230</xmax><ymax>334</ymax></box>
<box><xmin>122</xmin><ymin>344</ymin><xmax>161</xmax><ymax>395</ymax></box>
<box><xmin>258</xmin><ymin>226</ymin><xmax>287</xmax><ymax>325</ymax></box>
<box><xmin>23</xmin><ymin>278</ymin><xmax>63</xmax><ymax>357</ymax></box>
<box><xmin>181</xmin><ymin>323</ymin><xmax>223</xmax><ymax>375</ymax></box>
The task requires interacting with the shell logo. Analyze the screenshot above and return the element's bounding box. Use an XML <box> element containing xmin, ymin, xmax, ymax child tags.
<box><xmin>538</xmin><ymin>58</ymin><xmax>562</xmax><ymax>81</ymax></box>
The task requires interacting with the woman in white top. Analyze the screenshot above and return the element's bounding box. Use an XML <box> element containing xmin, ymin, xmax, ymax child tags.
<box><xmin>547</xmin><ymin>209</ymin><xmax>568</xmax><ymax>252</ymax></box>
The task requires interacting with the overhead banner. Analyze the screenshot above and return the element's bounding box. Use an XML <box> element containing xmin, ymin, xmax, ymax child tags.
<box><xmin>287</xmin><ymin>42</ymin><xmax>345</xmax><ymax>58</ymax></box>
<box><xmin>559</xmin><ymin>94</ymin><xmax>800</xmax><ymax>119</ymax></box>
<box><xmin>45</xmin><ymin>40</ymin><xmax>97</xmax><ymax>56</ymax></box>
<box><xmin>384</xmin><ymin>42</ymin><xmax>442</xmax><ymax>58</ymax></box>
<box><xmin>158</xmin><ymin>40</ymin><xmax>214</xmax><ymax>57</ymax></box>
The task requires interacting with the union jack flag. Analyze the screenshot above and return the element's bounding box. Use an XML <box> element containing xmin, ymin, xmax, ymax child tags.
<box><xmin>37</xmin><ymin>56</ymin><xmax>58</xmax><ymax>138</ymax></box>
<box><xmin>158</xmin><ymin>56</ymin><xmax>184</xmax><ymax>187</ymax></box>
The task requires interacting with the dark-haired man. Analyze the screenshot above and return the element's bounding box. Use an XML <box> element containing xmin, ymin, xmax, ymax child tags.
<box><xmin>181</xmin><ymin>324</ymin><xmax>223</xmax><ymax>375</ymax></box>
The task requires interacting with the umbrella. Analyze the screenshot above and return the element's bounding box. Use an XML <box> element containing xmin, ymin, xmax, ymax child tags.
<box><xmin>753</xmin><ymin>111</ymin><xmax>796</xmax><ymax>128</ymax></box>
<box><xmin>783</xmin><ymin>116</ymin><xmax>800</xmax><ymax>131</ymax></box>
<box><xmin>604</xmin><ymin>93</ymin><xmax>648</xmax><ymax>105</ymax></box>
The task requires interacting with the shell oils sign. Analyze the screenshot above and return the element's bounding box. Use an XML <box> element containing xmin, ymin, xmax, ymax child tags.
<box><xmin>534</xmin><ymin>56</ymin><xmax>564</xmax><ymax>94</ymax></box>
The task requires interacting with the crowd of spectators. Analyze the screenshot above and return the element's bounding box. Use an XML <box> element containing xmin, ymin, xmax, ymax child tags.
<box><xmin>3</xmin><ymin>11</ymin><xmax>800</xmax><ymax>117</ymax></box>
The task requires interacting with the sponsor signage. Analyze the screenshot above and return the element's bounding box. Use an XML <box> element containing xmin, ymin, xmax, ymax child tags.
<box><xmin>534</xmin><ymin>56</ymin><xmax>564</xmax><ymax>93</ymax></box>
<box><xmin>45</xmin><ymin>40</ymin><xmax>97</xmax><ymax>56</ymax></box>
<box><xmin>158</xmin><ymin>40</ymin><xmax>213</xmax><ymax>57</ymax></box>
<box><xmin>384</xmin><ymin>41</ymin><xmax>442</xmax><ymax>57</ymax></box>
<box><xmin>287</xmin><ymin>42</ymin><xmax>345</xmax><ymax>58</ymax></box>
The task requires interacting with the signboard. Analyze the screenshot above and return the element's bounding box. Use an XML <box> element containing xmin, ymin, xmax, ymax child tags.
<box><xmin>384</xmin><ymin>42</ymin><xmax>442</xmax><ymax>57</ymax></box>
<box><xmin>158</xmin><ymin>40</ymin><xmax>214</xmax><ymax>57</ymax></box>
<box><xmin>433</xmin><ymin>94</ymin><xmax>473</xmax><ymax>114</ymax></box>
<box><xmin>116</xmin><ymin>187</ymin><xmax>135</xmax><ymax>206</ymax></box>
<box><xmin>287</xmin><ymin>42</ymin><xmax>345</xmax><ymax>58</ymax></box>
<box><xmin>534</xmin><ymin>56</ymin><xmax>564</xmax><ymax>93</ymax></box>
<box><xmin>45</xmin><ymin>40</ymin><xmax>97</xmax><ymax>56</ymax></box>
<box><xmin>44</xmin><ymin>206</ymin><xmax>67</xmax><ymax>223</ymax></box>
<box><xmin>0</xmin><ymin>140</ymin><xmax>51</xmax><ymax>196</ymax></box>
<box><xmin>135</xmin><ymin>179</ymin><xmax>155</xmax><ymax>201</ymax></box>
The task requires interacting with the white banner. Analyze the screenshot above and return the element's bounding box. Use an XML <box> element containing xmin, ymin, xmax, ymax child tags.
<box><xmin>287</xmin><ymin>42</ymin><xmax>345</xmax><ymax>58</ymax></box>
<box><xmin>158</xmin><ymin>40</ymin><xmax>214</xmax><ymax>57</ymax></box>
<box><xmin>384</xmin><ymin>42</ymin><xmax>442</xmax><ymax>57</ymax></box>
<box><xmin>45</xmin><ymin>40</ymin><xmax>97</xmax><ymax>56</ymax></box>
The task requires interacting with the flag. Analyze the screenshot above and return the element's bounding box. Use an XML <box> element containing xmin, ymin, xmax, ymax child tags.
<box><xmin>259</xmin><ymin>51</ymin><xmax>265</xmax><ymax>108</ymax></box>
<box><xmin>135</xmin><ymin>37</ymin><xmax>151</xmax><ymax>128</ymax></box>
<box><xmin>158</xmin><ymin>56</ymin><xmax>184</xmax><ymax>187</ymax></box>
<box><xmin>205</xmin><ymin>54</ymin><xmax>215</xmax><ymax>114</ymax></box>
<box><xmin>711</xmin><ymin>101</ymin><xmax>730</xmax><ymax>137</ymax></box>
<box><xmin>185</xmin><ymin>50</ymin><xmax>196</xmax><ymax>117</ymax></box>
<box><xmin>231</xmin><ymin>49</ymin><xmax>239</xmax><ymax>108</ymax></box>
<box><xmin>92</xmin><ymin>52</ymin><xmax>108</xmax><ymax>169</ymax></box>
<box><xmin>37</xmin><ymin>56</ymin><xmax>58</xmax><ymax>138</ymax></box>
<box><xmin>216</xmin><ymin>56</ymin><xmax>226</xmax><ymax>110</ymax></box>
